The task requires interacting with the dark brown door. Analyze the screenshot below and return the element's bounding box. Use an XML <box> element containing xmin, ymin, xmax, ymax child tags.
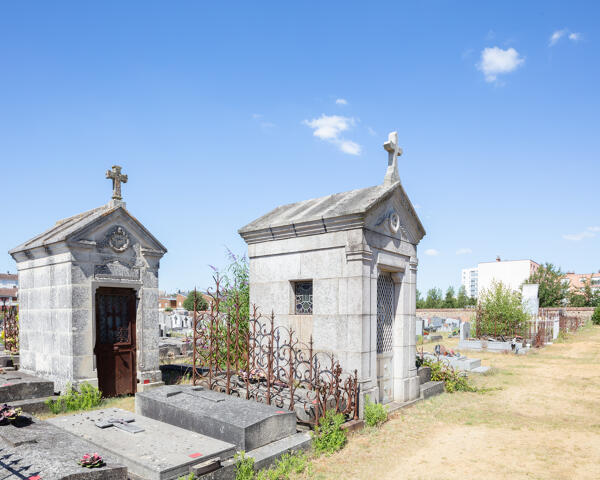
<box><xmin>94</xmin><ymin>287</ymin><xmax>137</xmax><ymax>397</ymax></box>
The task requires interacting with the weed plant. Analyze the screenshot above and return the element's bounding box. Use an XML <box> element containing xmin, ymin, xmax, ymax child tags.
<box><xmin>45</xmin><ymin>382</ymin><xmax>103</xmax><ymax>414</ymax></box>
<box><xmin>312</xmin><ymin>409</ymin><xmax>347</xmax><ymax>456</ymax></box>
<box><xmin>364</xmin><ymin>395</ymin><xmax>388</xmax><ymax>427</ymax></box>
<box><xmin>424</xmin><ymin>359</ymin><xmax>477</xmax><ymax>393</ymax></box>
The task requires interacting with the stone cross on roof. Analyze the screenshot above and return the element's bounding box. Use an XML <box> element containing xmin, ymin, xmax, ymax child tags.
<box><xmin>383</xmin><ymin>131</ymin><xmax>403</xmax><ymax>186</ymax></box>
<box><xmin>106</xmin><ymin>165</ymin><xmax>128</xmax><ymax>202</ymax></box>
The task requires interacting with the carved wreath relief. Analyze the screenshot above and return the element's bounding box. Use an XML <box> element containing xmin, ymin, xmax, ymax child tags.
<box><xmin>108</xmin><ymin>226</ymin><xmax>130</xmax><ymax>252</ymax></box>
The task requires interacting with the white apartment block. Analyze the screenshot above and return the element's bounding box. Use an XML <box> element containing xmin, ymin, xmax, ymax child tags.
<box><xmin>461</xmin><ymin>267</ymin><xmax>478</xmax><ymax>298</ymax></box>
<box><xmin>477</xmin><ymin>258</ymin><xmax>539</xmax><ymax>296</ymax></box>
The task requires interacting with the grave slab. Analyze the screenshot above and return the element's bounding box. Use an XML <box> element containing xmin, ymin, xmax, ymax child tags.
<box><xmin>0</xmin><ymin>414</ymin><xmax>127</xmax><ymax>480</ymax></box>
<box><xmin>136</xmin><ymin>385</ymin><xmax>297</xmax><ymax>450</ymax></box>
<box><xmin>0</xmin><ymin>370</ymin><xmax>54</xmax><ymax>403</ymax></box>
<box><xmin>48</xmin><ymin>408</ymin><xmax>236</xmax><ymax>480</ymax></box>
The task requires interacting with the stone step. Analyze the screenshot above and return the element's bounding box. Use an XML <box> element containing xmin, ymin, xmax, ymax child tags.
<box><xmin>192</xmin><ymin>432</ymin><xmax>312</xmax><ymax>479</ymax></box>
<box><xmin>471</xmin><ymin>366</ymin><xmax>491</xmax><ymax>374</ymax></box>
<box><xmin>0</xmin><ymin>370</ymin><xmax>55</xmax><ymax>403</ymax></box>
<box><xmin>12</xmin><ymin>395</ymin><xmax>61</xmax><ymax>414</ymax></box>
<box><xmin>420</xmin><ymin>381</ymin><xmax>444</xmax><ymax>400</ymax></box>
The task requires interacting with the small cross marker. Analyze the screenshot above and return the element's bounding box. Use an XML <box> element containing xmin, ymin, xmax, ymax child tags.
<box><xmin>106</xmin><ymin>165</ymin><xmax>128</xmax><ymax>201</ymax></box>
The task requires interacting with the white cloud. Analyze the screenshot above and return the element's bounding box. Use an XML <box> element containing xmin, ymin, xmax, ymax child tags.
<box><xmin>425</xmin><ymin>249</ymin><xmax>440</xmax><ymax>256</ymax></box>
<box><xmin>367</xmin><ymin>126</ymin><xmax>377</xmax><ymax>136</ymax></box>
<box><xmin>562</xmin><ymin>226</ymin><xmax>599</xmax><ymax>241</ymax></box>
<box><xmin>413</xmin><ymin>204</ymin><xmax>422</xmax><ymax>210</ymax></box>
<box><xmin>303</xmin><ymin>114</ymin><xmax>361</xmax><ymax>155</ymax></box>
<box><xmin>456</xmin><ymin>248</ymin><xmax>473</xmax><ymax>255</ymax></box>
<box><xmin>339</xmin><ymin>140</ymin><xmax>361</xmax><ymax>155</ymax></box>
<box><xmin>550</xmin><ymin>29</ymin><xmax>567</xmax><ymax>46</ymax></box>
<box><xmin>478</xmin><ymin>46</ymin><xmax>524</xmax><ymax>83</ymax></box>
<box><xmin>335</xmin><ymin>98</ymin><xmax>348</xmax><ymax>105</ymax></box>
<box><xmin>252</xmin><ymin>113</ymin><xmax>275</xmax><ymax>130</ymax></box>
<box><xmin>550</xmin><ymin>29</ymin><xmax>582</xmax><ymax>46</ymax></box>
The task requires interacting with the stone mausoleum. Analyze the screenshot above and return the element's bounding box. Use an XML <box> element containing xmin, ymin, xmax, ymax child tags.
<box><xmin>9</xmin><ymin>166</ymin><xmax>166</xmax><ymax>394</ymax></box>
<box><xmin>239</xmin><ymin>133</ymin><xmax>425</xmax><ymax>405</ymax></box>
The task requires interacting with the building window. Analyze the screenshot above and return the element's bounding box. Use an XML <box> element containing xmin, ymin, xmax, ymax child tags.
<box><xmin>294</xmin><ymin>281</ymin><xmax>313</xmax><ymax>314</ymax></box>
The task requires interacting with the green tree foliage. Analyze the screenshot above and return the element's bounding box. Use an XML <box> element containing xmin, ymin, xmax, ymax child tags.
<box><xmin>416</xmin><ymin>289</ymin><xmax>426</xmax><ymax>309</ymax></box>
<box><xmin>218</xmin><ymin>249</ymin><xmax>250</xmax><ymax>323</ymax></box>
<box><xmin>456</xmin><ymin>286</ymin><xmax>468</xmax><ymax>308</ymax></box>
<box><xmin>478</xmin><ymin>281</ymin><xmax>529</xmax><ymax>337</ymax></box>
<box><xmin>592</xmin><ymin>306</ymin><xmax>600</xmax><ymax>325</ymax></box>
<box><xmin>424</xmin><ymin>288</ymin><xmax>443</xmax><ymax>308</ymax></box>
<box><xmin>443</xmin><ymin>286</ymin><xmax>456</xmax><ymax>308</ymax></box>
<box><xmin>569</xmin><ymin>280</ymin><xmax>600</xmax><ymax>307</ymax></box>
<box><xmin>525</xmin><ymin>263</ymin><xmax>568</xmax><ymax>307</ymax></box>
<box><xmin>183</xmin><ymin>291</ymin><xmax>208</xmax><ymax>312</ymax></box>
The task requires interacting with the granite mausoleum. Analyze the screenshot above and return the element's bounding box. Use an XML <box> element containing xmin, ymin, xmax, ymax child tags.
<box><xmin>239</xmin><ymin>132</ymin><xmax>425</xmax><ymax>405</ymax></box>
<box><xmin>9</xmin><ymin>166</ymin><xmax>166</xmax><ymax>394</ymax></box>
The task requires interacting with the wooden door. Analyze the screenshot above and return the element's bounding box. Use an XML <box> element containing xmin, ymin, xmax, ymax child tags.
<box><xmin>94</xmin><ymin>287</ymin><xmax>137</xmax><ymax>397</ymax></box>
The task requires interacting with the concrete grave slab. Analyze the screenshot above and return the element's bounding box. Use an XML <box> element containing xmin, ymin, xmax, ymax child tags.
<box><xmin>48</xmin><ymin>408</ymin><xmax>236</xmax><ymax>480</ymax></box>
<box><xmin>136</xmin><ymin>385</ymin><xmax>297</xmax><ymax>451</ymax></box>
<box><xmin>0</xmin><ymin>370</ymin><xmax>54</xmax><ymax>403</ymax></box>
<box><xmin>0</xmin><ymin>414</ymin><xmax>126</xmax><ymax>480</ymax></box>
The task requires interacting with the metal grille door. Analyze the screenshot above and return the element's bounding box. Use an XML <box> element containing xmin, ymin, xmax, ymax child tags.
<box><xmin>376</xmin><ymin>272</ymin><xmax>395</xmax><ymax>403</ymax></box>
<box><xmin>377</xmin><ymin>273</ymin><xmax>394</xmax><ymax>353</ymax></box>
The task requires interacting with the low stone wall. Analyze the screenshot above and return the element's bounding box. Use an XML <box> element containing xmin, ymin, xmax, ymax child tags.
<box><xmin>416</xmin><ymin>308</ymin><xmax>476</xmax><ymax>323</ymax></box>
<box><xmin>540</xmin><ymin>307</ymin><xmax>595</xmax><ymax>323</ymax></box>
<box><xmin>417</xmin><ymin>307</ymin><xmax>595</xmax><ymax>324</ymax></box>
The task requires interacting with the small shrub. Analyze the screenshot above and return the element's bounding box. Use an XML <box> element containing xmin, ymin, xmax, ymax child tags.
<box><xmin>312</xmin><ymin>409</ymin><xmax>347</xmax><ymax>456</ymax></box>
<box><xmin>234</xmin><ymin>451</ymin><xmax>255</xmax><ymax>480</ymax></box>
<box><xmin>423</xmin><ymin>359</ymin><xmax>477</xmax><ymax>393</ymax></box>
<box><xmin>177</xmin><ymin>474</ymin><xmax>195</xmax><ymax>480</ymax></box>
<box><xmin>364</xmin><ymin>395</ymin><xmax>388</xmax><ymax>427</ymax></box>
<box><xmin>592</xmin><ymin>306</ymin><xmax>600</xmax><ymax>326</ymax></box>
<box><xmin>45</xmin><ymin>382</ymin><xmax>103</xmax><ymax>414</ymax></box>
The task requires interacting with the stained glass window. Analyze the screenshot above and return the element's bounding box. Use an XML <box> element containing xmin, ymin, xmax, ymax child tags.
<box><xmin>295</xmin><ymin>281</ymin><xmax>313</xmax><ymax>314</ymax></box>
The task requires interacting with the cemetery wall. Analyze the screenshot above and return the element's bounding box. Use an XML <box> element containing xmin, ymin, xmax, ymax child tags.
<box><xmin>416</xmin><ymin>308</ymin><xmax>476</xmax><ymax>323</ymax></box>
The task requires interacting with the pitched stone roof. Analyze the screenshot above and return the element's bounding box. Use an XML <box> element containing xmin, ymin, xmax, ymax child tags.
<box><xmin>239</xmin><ymin>181</ymin><xmax>424</xmax><ymax>243</ymax></box>
<box><xmin>9</xmin><ymin>203</ymin><xmax>167</xmax><ymax>255</ymax></box>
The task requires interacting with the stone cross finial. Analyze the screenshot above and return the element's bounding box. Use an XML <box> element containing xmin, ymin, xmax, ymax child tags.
<box><xmin>383</xmin><ymin>132</ymin><xmax>403</xmax><ymax>186</ymax></box>
<box><xmin>106</xmin><ymin>165</ymin><xmax>128</xmax><ymax>201</ymax></box>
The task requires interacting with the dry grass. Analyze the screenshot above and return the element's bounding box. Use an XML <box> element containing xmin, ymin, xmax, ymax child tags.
<box><xmin>303</xmin><ymin>324</ymin><xmax>600</xmax><ymax>480</ymax></box>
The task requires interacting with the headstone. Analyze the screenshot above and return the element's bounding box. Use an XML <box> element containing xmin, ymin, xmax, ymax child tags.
<box><xmin>416</xmin><ymin>318</ymin><xmax>424</xmax><ymax>337</ymax></box>
<box><xmin>9</xmin><ymin>166</ymin><xmax>167</xmax><ymax>394</ymax></box>
<box><xmin>136</xmin><ymin>385</ymin><xmax>297</xmax><ymax>451</ymax></box>
<box><xmin>0</xmin><ymin>414</ymin><xmax>127</xmax><ymax>479</ymax></box>
<box><xmin>522</xmin><ymin>283</ymin><xmax>540</xmax><ymax>317</ymax></box>
<box><xmin>238</xmin><ymin>132</ymin><xmax>426</xmax><ymax>406</ymax></box>
<box><xmin>47</xmin><ymin>408</ymin><xmax>236</xmax><ymax>480</ymax></box>
<box><xmin>460</xmin><ymin>321</ymin><xmax>471</xmax><ymax>341</ymax></box>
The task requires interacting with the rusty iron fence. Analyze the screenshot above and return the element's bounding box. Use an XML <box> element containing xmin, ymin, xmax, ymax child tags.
<box><xmin>1</xmin><ymin>300</ymin><xmax>18</xmax><ymax>353</ymax></box>
<box><xmin>191</xmin><ymin>278</ymin><xmax>359</xmax><ymax>426</ymax></box>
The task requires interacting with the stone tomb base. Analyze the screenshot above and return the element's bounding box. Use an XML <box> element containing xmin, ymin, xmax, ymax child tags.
<box><xmin>0</xmin><ymin>414</ymin><xmax>126</xmax><ymax>480</ymax></box>
<box><xmin>136</xmin><ymin>385</ymin><xmax>297</xmax><ymax>451</ymax></box>
<box><xmin>48</xmin><ymin>409</ymin><xmax>236</xmax><ymax>480</ymax></box>
<box><xmin>0</xmin><ymin>370</ymin><xmax>54</xmax><ymax>403</ymax></box>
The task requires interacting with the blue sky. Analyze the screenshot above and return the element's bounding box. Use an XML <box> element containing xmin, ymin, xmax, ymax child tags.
<box><xmin>1</xmin><ymin>1</ymin><xmax>599</xmax><ymax>294</ymax></box>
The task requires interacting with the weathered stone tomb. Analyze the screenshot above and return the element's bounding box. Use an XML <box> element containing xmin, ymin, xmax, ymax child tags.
<box><xmin>239</xmin><ymin>132</ymin><xmax>426</xmax><ymax>404</ymax></box>
<box><xmin>9</xmin><ymin>166</ymin><xmax>167</xmax><ymax>394</ymax></box>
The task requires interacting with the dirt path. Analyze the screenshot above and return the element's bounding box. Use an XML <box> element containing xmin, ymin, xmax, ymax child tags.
<box><xmin>307</xmin><ymin>324</ymin><xmax>600</xmax><ymax>480</ymax></box>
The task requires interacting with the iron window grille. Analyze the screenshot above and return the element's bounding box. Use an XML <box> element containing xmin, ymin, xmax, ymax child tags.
<box><xmin>294</xmin><ymin>281</ymin><xmax>313</xmax><ymax>314</ymax></box>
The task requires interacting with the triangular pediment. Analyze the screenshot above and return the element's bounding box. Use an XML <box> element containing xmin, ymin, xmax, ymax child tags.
<box><xmin>364</xmin><ymin>182</ymin><xmax>425</xmax><ymax>245</ymax></box>
<box><xmin>68</xmin><ymin>206</ymin><xmax>167</xmax><ymax>255</ymax></box>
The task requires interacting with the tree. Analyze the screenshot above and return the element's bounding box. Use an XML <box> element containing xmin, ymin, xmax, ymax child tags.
<box><xmin>443</xmin><ymin>286</ymin><xmax>456</xmax><ymax>308</ymax></box>
<box><xmin>592</xmin><ymin>306</ymin><xmax>600</xmax><ymax>325</ymax></box>
<box><xmin>183</xmin><ymin>291</ymin><xmax>208</xmax><ymax>312</ymax></box>
<box><xmin>477</xmin><ymin>282</ymin><xmax>529</xmax><ymax>337</ymax></box>
<box><xmin>525</xmin><ymin>263</ymin><xmax>568</xmax><ymax>307</ymax></box>
<box><xmin>456</xmin><ymin>286</ymin><xmax>468</xmax><ymax>308</ymax></box>
<box><xmin>416</xmin><ymin>290</ymin><xmax>426</xmax><ymax>309</ymax></box>
<box><xmin>425</xmin><ymin>288</ymin><xmax>443</xmax><ymax>309</ymax></box>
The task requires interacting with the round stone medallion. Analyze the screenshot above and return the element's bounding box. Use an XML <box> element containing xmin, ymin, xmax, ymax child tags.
<box><xmin>108</xmin><ymin>226</ymin><xmax>130</xmax><ymax>252</ymax></box>
<box><xmin>389</xmin><ymin>212</ymin><xmax>400</xmax><ymax>234</ymax></box>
